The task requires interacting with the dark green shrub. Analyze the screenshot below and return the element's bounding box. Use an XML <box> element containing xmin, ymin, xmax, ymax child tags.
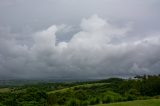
<box><xmin>113</xmin><ymin>95</ymin><xmax>123</xmax><ymax>102</ymax></box>
<box><xmin>89</xmin><ymin>98</ymin><xmax>100</xmax><ymax>105</ymax></box>
<box><xmin>102</xmin><ymin>96</ymin><xmax>113</xmax><ymax>104</ymax></box>
<box><xmin>79</xmin><ymin>101</ymin><xmax>88</xmax><ymax>106</ymax></box>
<box><xmin>67</xmin><ymin>99</ymin><xmax>80</xmax><ymax>106</ymax></box>
<box><xmin>126</xmin><ymin>94</ymin><xmax>136</xmax><ymax>101</ymax></box>
<box><xmin>47</xmin><ymin>94</ymin><xmax>58</xmax><ymax>105</ymax></box>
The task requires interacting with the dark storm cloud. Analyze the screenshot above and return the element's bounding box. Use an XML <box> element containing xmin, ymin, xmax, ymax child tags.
<box><xmin>0</xmin><ymin>0</ymin><xmax>160</xmax><ymax>79</ymax></box>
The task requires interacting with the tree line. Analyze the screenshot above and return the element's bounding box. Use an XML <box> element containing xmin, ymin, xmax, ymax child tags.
<box><xmin>0</xmin><ymin>75</ymin><xmax>160</xmax><ymax>106</ymax></box>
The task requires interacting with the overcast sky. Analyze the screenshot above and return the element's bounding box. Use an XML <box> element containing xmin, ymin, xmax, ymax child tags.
<box><xmin>0</xmin><ymin>0</ymin><xmax>160</xmax><ymax>79</ymax></box>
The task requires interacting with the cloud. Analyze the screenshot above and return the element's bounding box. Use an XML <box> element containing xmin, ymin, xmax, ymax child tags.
<box><xmin>0</xmin><ymin>15</ymin><xmax>160</xmax><ymax>79</ymax></box>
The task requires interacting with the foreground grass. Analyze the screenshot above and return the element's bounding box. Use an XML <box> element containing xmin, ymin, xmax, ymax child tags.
<box><xmin>95</xmin><ymin>99</ymin><xmax>160</xmax><ymax>106</ymax></box>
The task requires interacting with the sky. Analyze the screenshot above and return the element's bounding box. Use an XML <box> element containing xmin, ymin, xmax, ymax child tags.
<box><xmin>0</xmin><ymin>0</ymin><xmax>160</xmax><ymax>79</ymax></box>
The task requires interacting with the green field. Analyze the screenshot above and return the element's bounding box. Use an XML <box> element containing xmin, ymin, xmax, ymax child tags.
<box><xmin>95</xmin><ymin>99</ymin><xmax>160</xmax><ymax>106</ymax></box>
<box><xmin>48</xmin><ymin>83</ymin><xmax>107</xmax><ymax>94</ymax></box>
<box><xmin>0</xmin><ymin>88</ymin><xmax>10</xmax><ymax>93</ymax></box>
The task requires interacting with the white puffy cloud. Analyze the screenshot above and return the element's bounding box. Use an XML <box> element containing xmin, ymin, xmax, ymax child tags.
<box><xmin>0</xmin><ymin>15</ymin><xmax>160</xmax><ymax>79</ymax></box>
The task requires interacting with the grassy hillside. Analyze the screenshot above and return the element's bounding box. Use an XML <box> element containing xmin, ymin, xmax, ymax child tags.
<box><xmin>48</xmin><ymin>83</ymin><xmax>107</xmax><ymax>94</ymax></box>
<box><xmin>95</xmin><ymin>99</ymin><xmax>160</xmax><ymax>106</ymax></box>
<box><xmin>0</xmin><ymin>75</ymin><xmax>160</xmax><ymax>106</ymax></box>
